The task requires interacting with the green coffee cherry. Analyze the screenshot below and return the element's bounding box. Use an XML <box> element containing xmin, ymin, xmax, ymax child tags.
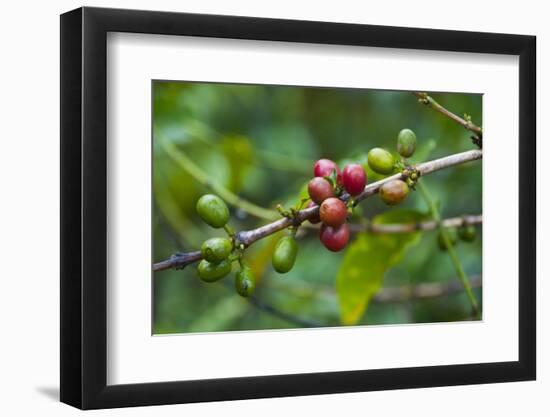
<box><xmin>201</xmin><ymin>237</ymin><xmax>233</xmax><ymax>264</ymax></box>
<box><xmin>272</xmin><ymin>235</ymin><xmax>298</xmax><ymax>273</ymax></box>
<box><xmin>458</xmin><ymin>225</ymin><xmax>477</xmax><ymax>242</ymax></box>
<box><xmin>235</xmin><ymin>265</ymin><xmax>256</xmax><ymax>297</ymax></box>
<box><xmin>196</xmin><ymin>194</ymin><xmax>229</xmax><ymax>228</ymax></box>
<box><xmin>437</xmin><ymin>228</ymin><xmax>458</xmax><ymax>251</ymax></box>
<box><xmin>397</xmin><ymin>128</ymin><xmax>417</xmax><ymax>158</ymax></box>
<box><xmin>197</xmin><ymin>259</ymin><xmax>232</xmax><ymax>282</ymax></box>
<box><xmin>367</xmin><ymin>148</ymin><xmax>395</xmax><ymax>175</ymax></box>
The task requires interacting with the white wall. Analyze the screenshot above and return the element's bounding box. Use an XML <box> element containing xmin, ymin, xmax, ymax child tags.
<box><xmin>0</xmin><ymin>0</ymin><xmax>545</xmax><ymax>415</ymax></box>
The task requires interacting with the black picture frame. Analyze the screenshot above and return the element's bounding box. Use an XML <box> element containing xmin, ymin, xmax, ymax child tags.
<box><xmin>60</xmin><ymin>6</ymin><xmax>536</xmax><ymax>410</ymax></box>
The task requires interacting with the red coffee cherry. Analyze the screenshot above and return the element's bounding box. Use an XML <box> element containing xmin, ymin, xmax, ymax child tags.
<box><xmin>314</xmin><ymin>158</ymin><xmax>342</xmax><ymax>184</ymax></box>
<box><xmin>308</xmin><ymin>177</ymin><xmax>335</xmax><ymax>204</ymax></box>
<box><xmin>342</xmin><ymin>163</ymin><xmax>367</xmax><ymax>196</ymax></box>
<box><xmin>320</xmin><ymin>223</ymin><xmax>350</xmax><ymax>252</ymax></box>
<box><xmin>306</xmin><ymin>201</ymin><xmax>321</xmax><ymax>224</ymax></box>
<box><xmin>320</xmin><ymin>197</ymin><xmax>347</xmax><ymax>227</ymax></box>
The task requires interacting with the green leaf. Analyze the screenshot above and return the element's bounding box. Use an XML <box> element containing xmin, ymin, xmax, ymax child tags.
<box><xmin>327</xmin><ymin>168</ymin><xmax>338</xmax><ymax>188</ymax></box>
<box><xmin>336</xmin><ymin>209</ymin><xmax>427</xmax><ymax>325</ymax></box>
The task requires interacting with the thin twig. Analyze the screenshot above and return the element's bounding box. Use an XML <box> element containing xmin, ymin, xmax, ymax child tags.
<box><xmin>159</xmin><ymin>136</ymin><xmax>279</xmax><ymax>221</ymax></box>
<box><xmin>265</xmin><ymin>272</ymin><xmax>481</xmax><ymax>304</ymax></box>
<box><xmin>153</xmin><ymin>149</ymin><xmax>482</xmax><ymax>272</ymax></box>
<box><xmin>373</xmin><ymin>275</ymin><xmax>482</xmax><ymax>303</ymax></box>
<box><xmin>417</xmin><ymin>181</ymin><xmax>479</xmax><ymax>318</ymax></box>
<box><xmin>154</xmin><ymin>251</ymin><xmax>203</xmax><ymax>272</ymax></box>
<box><xmin>348</xmin><ymin>214</ymin><xmax>482</xmax><ymax>234</ymax></box>
<box><xmin>249</xmin><ymin>275</ymin><xmax>481</xmax><ymax>327</ymax></box>
<box><xmin>413</xmin><ymin>92</ymin><xmax>483</xmax><ymax>143</ymax></box>
<box><xmin>253</xmin><ymin>275</ymin><xmax>482</xmax><ymax>327</ymax></box>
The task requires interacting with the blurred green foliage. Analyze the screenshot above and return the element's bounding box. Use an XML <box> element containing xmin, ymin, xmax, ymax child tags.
<box><xmin>153</xmin><ymin>81</ymin><xmax>482</xmax><ymax>334</ymax></box>
<box><xmin>337</xmin><ymin>209</ymin><xmax>427</xmax><ymax>325</ymax></box>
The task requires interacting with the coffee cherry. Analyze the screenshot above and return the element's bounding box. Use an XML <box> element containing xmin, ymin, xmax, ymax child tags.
<box><xmin>201</xmin><ymin>237</ymin><xmax>232</xmax><ymax>264</ymax></box>
<box><xmin>197</xmin><ymin>259</ymin><xmax>232</xmax><ymax>282</ymax></box>
<box><xmin>306</xmin><ymin>201</ymin><xmax>321</xmax><ymax>224</ymax></box>
<box><xmin>272</xmin><ymin>235</ymin><xmax>299</xmax><ymax>273</ymax></box>
<box><xmin>314</xmin><ymin>159</ymin><xmax>342</xmax><ymax>184</ymax></box>
<box><xmin>320</xmin><ymin>197</ymin><xmax>348</xmax><ymax>227</ymax></box>
<box><xmin>235</xmin><ymin>265</ymin><xmax>256</xmax><ymax>297</ymax></box>
<box><xmin>196</xmin><ymin>194</ymin><xmax>229</xmax><ymax>228</ymax></box>
<box><xmin>379</xmin><ymin>179</ymin><xmax>409</xmax><ymax>205</ymax></box>
<box><xmin>458</xmin><ymin>225</ymin><xmax>477</xmax><ymax>242</ymax></box>
<box><xmin>308</xmin><ymin>177</ymin><xmax>335</xmax><ymax>204</ymax></box>
<box><xmin>342</xmin><ymin>163</ymin><xmax>367</xmax><ymax>196</ymax></box>
<box><xmin>397</xmin><ymin>128</ymin><xmax>417</xmax><ymax>158</ymax></box>
<box><xmin>320</xmin><ymin>223</ymin><xmax>350</xmax><ymax>252</ymax></box>
<box><xmin>437</xmin><ymin>228</ymin><xmax>458</xmax><ymax>251</ymax></box>
<box><xmin>367</xmin><ymin>148</ymin><xmax>395</xmax><ymax>175</ymax></box>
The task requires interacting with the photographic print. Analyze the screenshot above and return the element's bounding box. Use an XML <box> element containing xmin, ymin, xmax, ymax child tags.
<box><xmin>61</xmin><ymin>8</ymin><xmax>536</xmax><ymax>407</ymax></box>
<box><xmin>152</xmin><ymin>81</ymin><xmax>482</xmax><ymax>334</ymax></box>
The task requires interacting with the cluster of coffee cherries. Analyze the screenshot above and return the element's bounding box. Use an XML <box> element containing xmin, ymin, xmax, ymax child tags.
<box><xmin>437</xmin><ymin>223</ymin><xmax>477</xmax><ymax>251</ymax></box>
<box><xmin>306</xmin><ymin>159</ymin><xmax>367</xmax><ymax>252</ymax></box>
<box><xmin>192</xmin><ymin>128</ymin><xmax>450</xmax><ymax>291</ymax></box>
<box><xmin>195</xmin><ymin>194</ymin><xmax>256</xmax><ymax>297</ymax></box>
<box><xmin>367</xmin><ymin>128</ymin><xmax>418</xmax><ymax>206</ymax></box>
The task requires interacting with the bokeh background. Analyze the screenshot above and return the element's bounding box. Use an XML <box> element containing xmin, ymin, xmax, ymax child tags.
<box><xmin>152</xmin><ymin>81</ymin><xmax>482</xmax><ymax>334</ymax></box>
